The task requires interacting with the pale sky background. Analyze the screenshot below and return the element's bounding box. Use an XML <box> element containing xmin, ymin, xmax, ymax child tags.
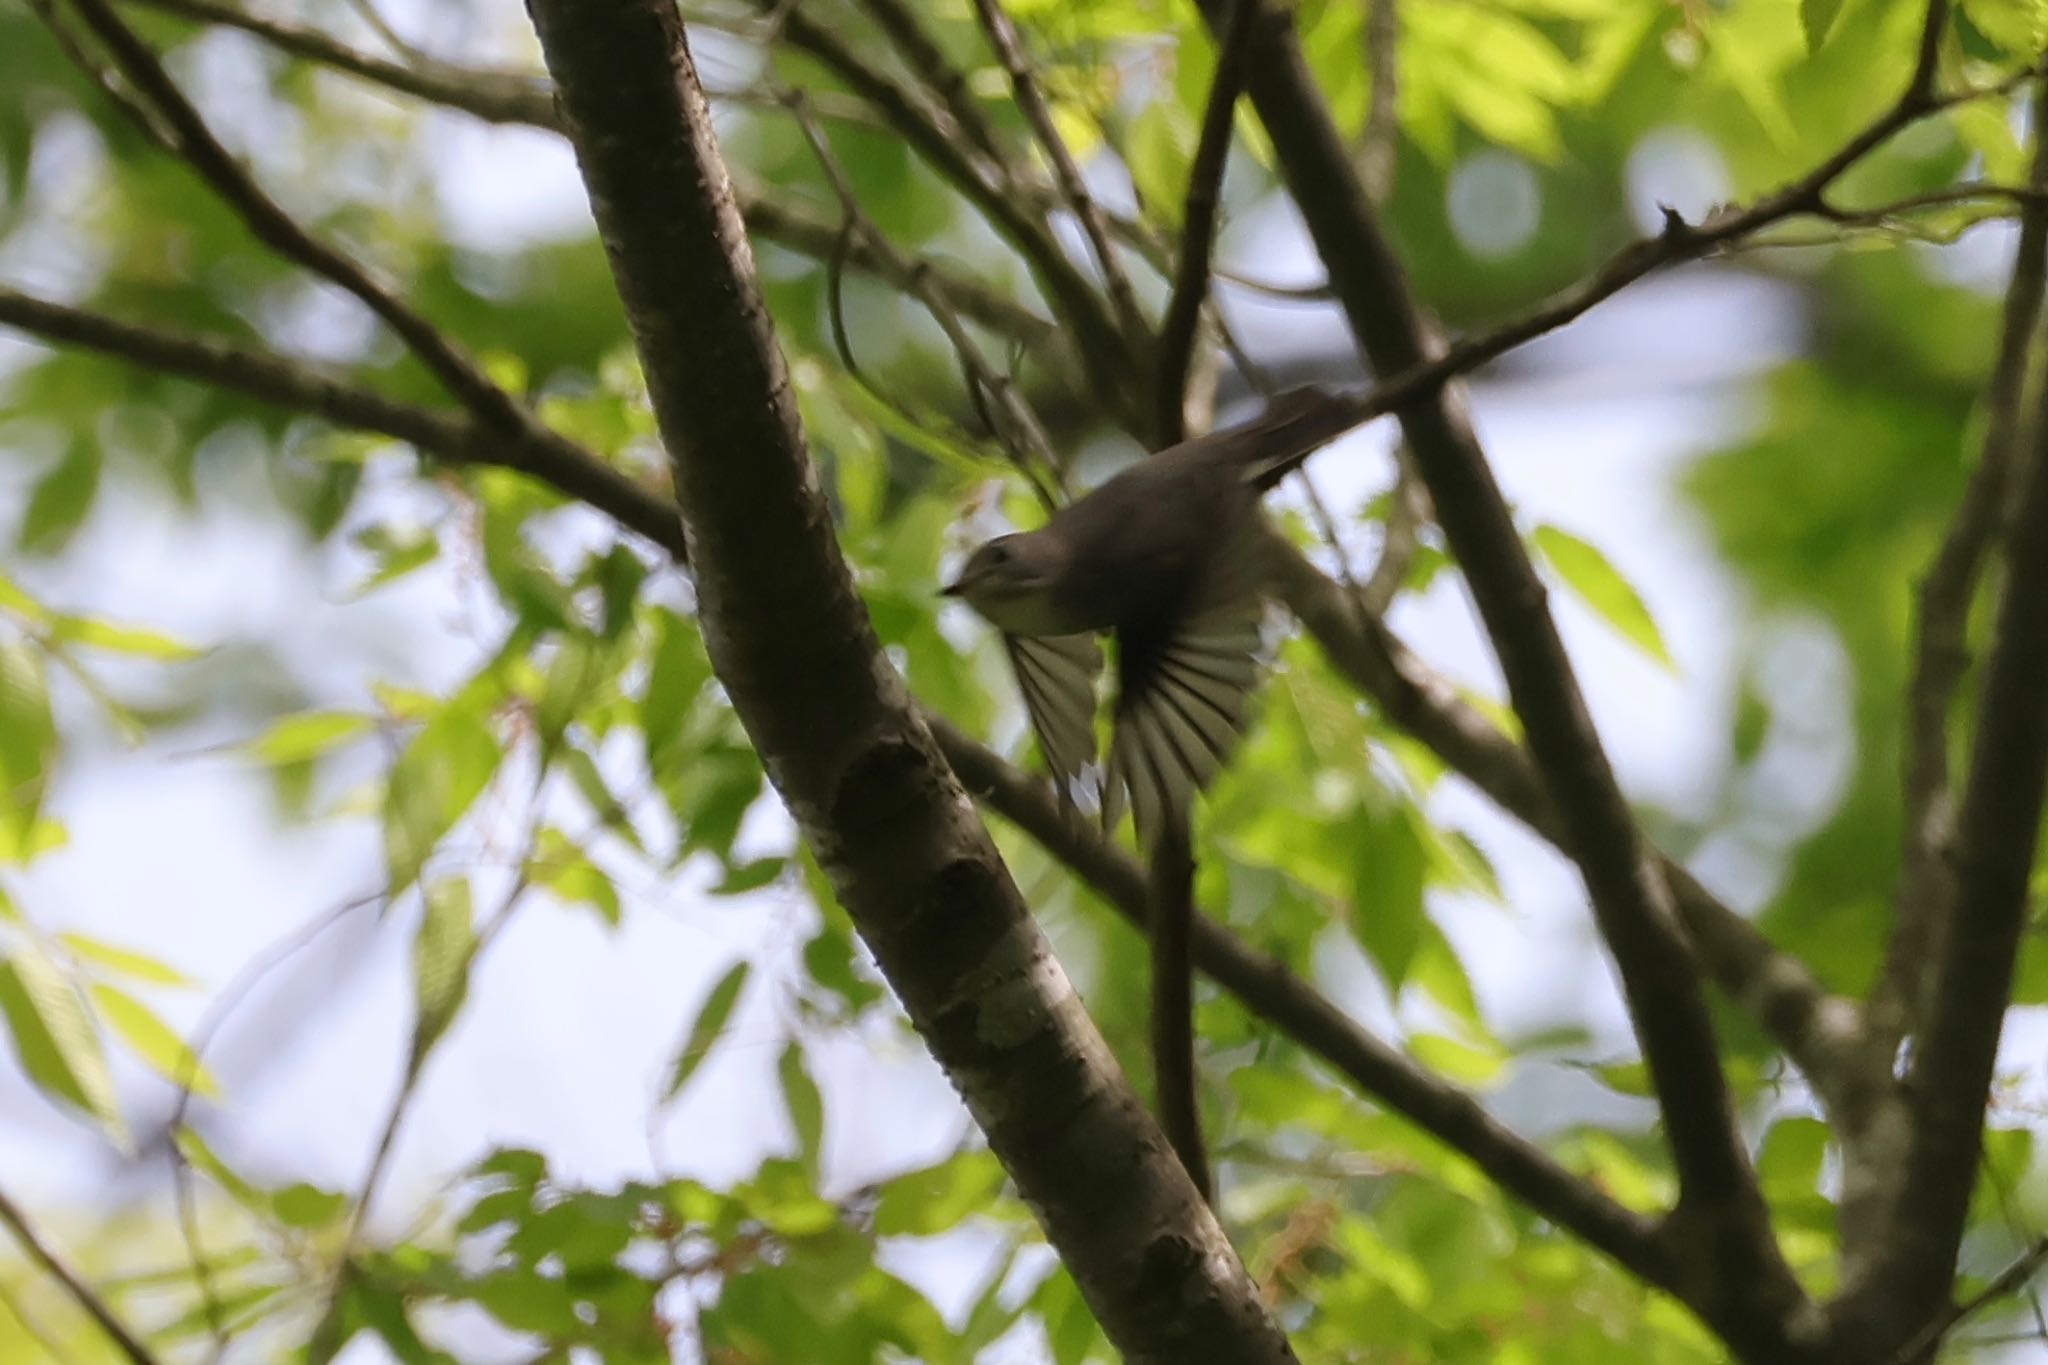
<box><xmin>3</xmin><ymin>3</ymin><xmax>2047</xmax><ymax>1361</ymax></box>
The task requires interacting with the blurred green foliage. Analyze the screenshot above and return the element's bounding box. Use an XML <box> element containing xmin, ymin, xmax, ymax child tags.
<box><xmin>1</xmin><ymin>0</ymin><xmax>2046</xmax><ymax>1359</ymax></box>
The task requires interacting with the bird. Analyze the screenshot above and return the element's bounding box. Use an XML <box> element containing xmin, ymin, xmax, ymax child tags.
<box><xmin>942</xmin><ymin>386</ymin><xmax>1361</xmax><ymax>846</ymax></box>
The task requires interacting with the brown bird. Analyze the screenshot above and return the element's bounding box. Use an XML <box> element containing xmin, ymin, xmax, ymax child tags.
<box><xmin>942</xmin><ymin>386</ymin><xmax>1360</xmax><ymax>844</ymax></box>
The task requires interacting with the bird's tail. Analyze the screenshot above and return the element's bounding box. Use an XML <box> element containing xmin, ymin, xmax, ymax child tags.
<box><xmin>1191</xmin><ymin>385</ymin><xmax>1365</xmax><ymax>491</ymax></box>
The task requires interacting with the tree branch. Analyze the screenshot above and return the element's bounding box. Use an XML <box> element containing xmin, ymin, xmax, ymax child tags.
<box><xmin>0</xmin><ymin>286</ymin><xmax>687</xmax><ymax>557</ymax></box>
<box><xmin>117</xmin><ymin>0</ymin><xmax>557</xmax><ymax>125</ymax></box>
<box><xmin>968</xmin><ymin>0</ymin><xmax>1148</xmax><ymax>348</ymax></box>
<box><xmin>1154</xmin><ymin>0</ymin><xmax>1253</xmax><ymax>445</ymax></box>
<box><xmin>0</xmin><ymin>1184</ymin><xmax>162</xmax><ymax>1365</ymax></box>
<box><xmin>850</xmin><ymin>0</ymin><xmax>1006</xmax><ymax>165</ymax></box>
<box><xmin>1847</xmin><ymin>135</ymin><xmax>2048</xmax><ymax>1362</ymax></box>
<box><xmin>742</xmin><ymin>0</ymin><xmax>1133</xmax><ymax>399</ymax></box>
<box><xmin>63</xmin><ymin>0</ymin><xmax>530</xmax><ymax>433</ymax></box>
<box><xmin>929</xmin><ymin>716</ymin><xmax>1679</xmax><ymax>1289</ymax></box>
<box><xmin>1206</xmin><ymin>1</ymin><xmax>1820</xmax><ymax>1347</ymax></box>
<box><xmin>1873</xmin><ymin>94</ymin><xmax>2048</xmax><ymax>1062</ymax></box>
<box><xmin>523</xmin><ymin>4</ymin><xmax>1295</xmax><ymax>1359</ymax></box>
<box><xmin>1266</xmin><ymin>546</ymin><xmax>1875</xmax><ymax>1125</ymax></box>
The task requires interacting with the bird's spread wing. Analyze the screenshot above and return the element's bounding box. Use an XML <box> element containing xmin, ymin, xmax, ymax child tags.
<box><xmin>1103</xmin><ymin>519</ymin><xmax>1270</xmax><ymax>847</ymax></box>
<box><xmin>1004</xmin><ymin>632</ymin><xmax>1104</xmax><ymax>799</ymax></box>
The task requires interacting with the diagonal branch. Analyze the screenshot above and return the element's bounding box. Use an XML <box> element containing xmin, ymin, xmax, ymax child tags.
<box><xmin>744</xmin><ymin>0</ymin><xmax>1133</xmax><ymax>397</ymax></box>
<box><xmin>1267</xmin><ymin>547</ymin><xmax>1874</xmax><ymax>1126</ymax></box>
<box><xmin>0</xmin><ymin>287</ymin><xmax>686</xmax><ymax>556</ymax></box>
<box><xmin>0</xmin><ymin>1184</ymin><xmax>162</xmax><ymax>1365</ymax></box>
<box><xmin>851</xmin><ymin>0</ymin><xmax>1007</xmax><ymax>165</ymax></box>
<box><xmin>62</xmin><ymin>0</ymin><xmax>529</xmax><ymax>432</ymax></box>
<box><xmin>117</xmin><ymin>0</ymin><xmax>557</xmax><ymax>125</ymax></box>
<box><xmin>1154</xmin><ymin>0</ymin><xmax>1254</xmax><ymax>445</ymax></box>
<box><xmin>929</xmin><ymin>717</ymin><xmax>1676</xmax><ymax>1287</ymax></box>
<box><xmin>968</xmin><ymin>0</ymin><xmax>1149</xmax><ymax>348</ymax></box>
<box><xmin>523</xmin><ymin>4</ymin><xmax>1295</xmax><ymax>1360</ymax></box>
<box><xmin>1203</xmin><ymin>0</ymin><xmax>1824</xmax><ymax>1348</ymax></box>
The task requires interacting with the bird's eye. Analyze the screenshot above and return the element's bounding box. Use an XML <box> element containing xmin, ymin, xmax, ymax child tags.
<box><xmin>984</xmin><ymin>543</ymin><xmax>1010</xmax><ymax>564</ymax></box>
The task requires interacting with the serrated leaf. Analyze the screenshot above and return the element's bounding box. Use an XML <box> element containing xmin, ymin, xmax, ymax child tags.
<box><xmin>663</xmin><ymin>961</ymin><xmax>749</xmax><ymax>1103</ymax></box>
<box><xmin>778</xmin><ymin>1042</ymin><xmax>824</xmax><ymax>1177</ymax></box>
<box><xmin>1533</xmin><ymin>524</ymin><xmax>1674</xmax><ymax>670</ymax></box>
<box><xmin>412</xmin><ymin>878</ymin><xmax>475</xmax><ymax>1059</ymax></box>
<box><xmin>90</xmin><ymin>982</ymin><xmax>218</xmax><ymax>1099</ymax></box>
<box><xmin>0</xmin><ymin>942</ymin><xmax>125</xmax><ymax>1143</ymax></box>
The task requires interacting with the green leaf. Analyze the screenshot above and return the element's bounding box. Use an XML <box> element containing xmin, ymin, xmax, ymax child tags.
<box><xmin>1533</xmin><ymin>525</ymin><xmax>1674</xmax><ymax>670</ymax></box>
<box><xmin>57</xmin><ymin>932</ymin><xmax>194</xmax><ymax>986</ymax></box>
<box><xmin>874</xmin><ymin>1151</ymin><xmax>1007</xmax><ymax>1235</ymax></box>
<box><xmin>1409</xmin><ymin>1032</ymin><xmax>1506</xmax><ymax>1085</ymax></box>
<box><xmin>0</xmin><ymin>641</ymin><xmax>56</xmax><ymax>859</ymax></box>
<box><xmin>17</xmin><ymin>441</ymin><xmax>101</xmax><ymax>553</ymax></box>
<box><xmin>526</xmin><ymin>827</ymin><xmax>621</xmax><ymax>926</ymax></box>
<box><xmin>0</xmin><ymin>942</ymin><xmax>125</xmax><ymax>1143</ymax></box>
<box><xmin>272</xmin><ymin>1181</ymin><xmax>349</xmax><ymax>1230</ymax></box>
<box><xmin>48</xmin><ymin>614</ymin><xmax>204</xmax><ymax>660</ymax></box>
<box><xmin>663</xmin><ymin>961</ymin><xmax>749</xmax><ymax>1103</ymax></box>
<box><xmin>1800</xmin><ymin>0</ymin><xmax>1848</xmax><ymax>49</ymax></box>
<box><xmin>1350</xmin><ymin>803</ymin><xmax>1429</xmax><ymax>991</ymax></box>
<box><xmin>384</xmin><ymin>704</ymin><xmax>502</xmax><ymax>893</ymax></box>
<box><xmin>713</xmin><ymin>856</ymin><xmax>786</xmax><ymax>896</ymax></box>
<box><xmin>90</xmin><ymin>983</ymin><xmax>219</xmax><ymax>1099</ymax></box>
<box><xmin>412</xmin><ymin>878</ymin><xmax>475</xmax><ymax>1059</ymax></box>
<box><xmin>778</xmin><ymin>1041</ymin><xmax>824</xmax><ymax>1177</ymax></box>
<box><xmin>240</xmin><ymin>710</ymin><xmax>376</xmax><ymax>766</ymax></box>
<box><xmin>642</xmin><ymin>609</ymin><xmax>710</xmax><ymax>775</ymax></box>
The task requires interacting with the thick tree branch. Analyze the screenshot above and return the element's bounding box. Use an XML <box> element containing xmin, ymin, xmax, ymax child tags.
<box><xmin>1206</xmin><ymin>2</ymin><xmax>1822</xmax><ymax>1350</ymax></box>
<box><xmin>1846</xmin><ymin>181</ymin><xmax>2048</xmax><ymax>1356</ymax></box>
<box><xmin>930</xmin><ymin>717</ymin><xmax>1678</xmax><ymax>1288</ymax></box>
<box><xmin>0</xmin><ymin>1185</ymin><xmax>162</xmax><ymax>1365</ymax></box>
<box><xmin>523</xmin><ymin>4</ymin><xmax>1295</xmax><ymax>1360</ymax></box>
<box><xmin>1154</xmin><ymin>0</ymin><xmax>1253</xmax><ymax>446</ymax></box>
<box><xmin>1874</xmin><ymin>90</ymin><xmax>2048</xmax><ymax>1061</ymax></box>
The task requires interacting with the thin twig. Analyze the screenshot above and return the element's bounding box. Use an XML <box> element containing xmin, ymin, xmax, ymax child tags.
<box><xmin>1155</xmin><ymin>0</ymin><xmax>1254</xmax><ymax>445</ymax></box>
<box><xmin>1892</xmin><ymin>1239</ymin><xmax>2048</xmax><ymax>1365</ymax></box>
<box><xmin>117</xmin><ymin>0</ymin><xmax>556</xmax><ymax>125</ymax></box>
<box><xmin>0</xmin><ymin>1185</ymin><xmax>163</xmax><ymax>1365</ymax></box>
<box><xmin>968</xmin><ymin>0</ymin><xmax>1149</xmax><ymax>347</ymax></box>
<box><xmin>782</xmin><ymin>92</ymin><xmax>1066</xmax><ymax>502</ymax></box>
<box><xmin>1358</xmin><ymin>0</ymin><xmax>1398</xmax><ymax>204</ymax></box>
<box><xmin>0</xmin><ymin>287</ymin><xmax>684</xmax><ymax>558</ymax></box>
<box><xmin>852</xmin><ymin>0</ymin><xmax>1007</xmax><ymax>165</ymax></box>
<box><xmin>65</xmin><ymin>0</ymin><xmax>532</xmax><ymax>432</ymax></box>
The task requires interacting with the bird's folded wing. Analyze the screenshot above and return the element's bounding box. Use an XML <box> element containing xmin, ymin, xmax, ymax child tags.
<box><xmin>1104</xmin><ymin>517</ymin><xmax>1272</xmax><ymax>847</ymax></box>
<box><xmin>1004</xmin><ymin>632</ymin><xmax>1104</xmax><ymax>798</ymax></box>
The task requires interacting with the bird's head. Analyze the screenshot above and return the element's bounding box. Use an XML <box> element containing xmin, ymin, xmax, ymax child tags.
<box><xmin>941</xmin><ymin>532</ymin><xmax>1070</xmax><ymax>634</ymax></box>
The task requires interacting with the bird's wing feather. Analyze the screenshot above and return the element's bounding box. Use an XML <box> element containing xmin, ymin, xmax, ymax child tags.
<box><xmin>1004</xmin><ymin>632</ymin><xmax>1104</xmax><ymax>797</ymax></box>
<box><xmin>1105</xmin><ymin>517</ymin><xmax>1271</xmax><ymax>847</ymax></box>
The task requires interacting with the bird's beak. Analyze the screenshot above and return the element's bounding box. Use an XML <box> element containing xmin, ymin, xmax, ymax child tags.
<box><xmin>939</xmin><ymin>577</ymin><xmax>965</xmax><ymax>597</ymax></box>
